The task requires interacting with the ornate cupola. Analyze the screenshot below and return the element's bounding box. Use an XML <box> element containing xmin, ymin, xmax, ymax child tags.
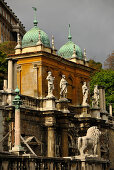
<box><xmin>22</xmin><ymin>8</ymin><xmax>50</xmax><ymax>48</ymax></box>
<box><xmin>58</xmin><ymin>24</ymin><xmax>83</xmax><ymax>60</ymax></box>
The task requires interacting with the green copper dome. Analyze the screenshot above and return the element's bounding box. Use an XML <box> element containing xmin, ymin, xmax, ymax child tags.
<box><xmin>22</xmin><ymin>9</ymin><xmax>50</xmax><ymax>48</ymax></box>
<box><xmin>22</xmin><ymin>27</ymin><xmax>50</xmax><ymax>48</ymax></box>
<box><xmin>58</xmin><ymin>25</ymin><xmax>83</xmax><ymax>59</ymax></box>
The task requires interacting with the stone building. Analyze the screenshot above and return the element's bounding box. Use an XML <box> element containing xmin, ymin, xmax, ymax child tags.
<box><xmin>0</xmin><ymin>9</ymin><xmax>114</xmax><ymax>170</ymax></box>
<box><xmin>0</xmin><ymin>0</ymin><xmax>26</xmax><ymax>43</ymax></box>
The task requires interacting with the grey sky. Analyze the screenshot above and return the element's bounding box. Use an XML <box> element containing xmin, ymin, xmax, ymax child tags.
<box><xmin>6</xmin><ymin>0</ymin><xmax>114</xmax><ymax>65</ymax></box>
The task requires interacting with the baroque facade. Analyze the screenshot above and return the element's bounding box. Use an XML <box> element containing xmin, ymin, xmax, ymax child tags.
<box><xmin>0</xmin><ymin>9</ymin><xmax>114</xmax><ymax>170</ymax></box>
<box><xmin>0</xmin><ymin>0</ymin><xmax>26</xmax><ymax>43</ymax></box>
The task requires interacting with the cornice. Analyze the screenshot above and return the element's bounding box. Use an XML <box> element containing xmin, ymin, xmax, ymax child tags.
<box><xmin>8</xmin><ymin>50</ymin><xmax>94</xmax><ymax>72</ymax></box>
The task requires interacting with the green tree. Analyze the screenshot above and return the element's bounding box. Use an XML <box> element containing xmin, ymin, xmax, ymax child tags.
<box><xmin>90</xmin><ymin>69</ymin><xmax>114</xmax><ymax>112</ymax></box>
<box><xmin>0</xmin><ymin>51</ymin><xmax>8</xmax><ymax>89</ymax></box>
<box><xmin>0</xmin><ymin>41</ymin><xmax>16</xmax><ymax>55</ymax></box>
<box><xmin>0</xmin><ymin>41</ymin><xmax>16</xmax><ymax>89</ymax></box>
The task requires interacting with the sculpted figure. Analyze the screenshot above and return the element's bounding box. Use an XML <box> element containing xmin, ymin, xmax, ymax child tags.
<box><xmin>82</xmin><ymin>82</ymin><xmax>89</xmax><ymax>106</ymax></box>
<box><xmin>78</xmin><ymin>126</ymin><xmax>101</xmax><ymax>156</ymax></box>
<box><xmin>92</xmin><ymin>85</ymin><xmax>99</xmax><ymax>108</ymax></box>
<box><xmin>60</xmin><ymin>75</ymin><xmax>68</xmax><ymax>98</ymax></box>
<box><xmin>46</xmin><ymin>71</ymin><xmax>55</xmax><ymax>97</ymax></box>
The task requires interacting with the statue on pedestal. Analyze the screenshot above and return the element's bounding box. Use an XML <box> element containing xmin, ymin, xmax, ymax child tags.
<box><xmin>46</xmin><ymin>71</ymin><xmax>55</xmax><ymax>97</ymax></box>
<box><xmin>82</xmin><ymin>82</ymin><xmax>89</xmax><ymax>106</ymax></box>
<box><xmin>78</xmin><ymin>126</ymin><xmax>101</xmax><ymax>156</ymax></box>
<box><xmin>92</xmin><ymin>85</ymin><xmax>99</xmax><ymax>108</ymax></box>
<box><xmin>60</xmin><ymin>75</ymin><xmax>68</xmax><ymax>99</ymax></box>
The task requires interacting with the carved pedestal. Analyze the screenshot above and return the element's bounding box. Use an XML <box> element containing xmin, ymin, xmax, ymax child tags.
<box><xmin>80</xmin><ymin>105</ymin><xmax>91</xmax><ymax>117</ymax></box>
<box><xmin>91</xmin><ymin>108</ymin><xmax>101</xmax><ymax>119</ymax></box>
<box><xmin>45</xmin><ymin>96</ymin><xmax>56</xmax><ymax>110</ymax></box>
<box><xmin>56</xmin><ymin>98</ymin><xmax>70</xmax><ymax>113</ymax></box>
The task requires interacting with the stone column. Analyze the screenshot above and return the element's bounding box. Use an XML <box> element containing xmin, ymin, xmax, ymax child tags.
<box><xmin>99</xmin><ymin>86</ymin><xmax>105</xmax><ymax>111</ymax></box>
<box><xmin>103</xmin><ymin>88</ymin><xmax>106</xmax><ymax>111</ymax></box>
<box><xmin>8</xmin><ymin>59</ymin><xmax>13</xmax><ymax>91</ymax></box>
<box><xmin>45</xmin><ymin>117</ymin><xmax>55</xmax><ymax>157</ymax></box>
<box><xmin>15</xmin><ymin>109</ymin><xmax>21</xmax><ymax>146</ymax></box>
<box><xmin>11</xmin><ymin>87</ymin><xmax>24</xmax><ymax>154</ymax></box>
<box><xmin>47</xmin><ymin>127</ymin><xmax>55</xmax><ymax>157</ymax></box>
<box><xmin>61</xmin><ymin>128</ymin><xmax>68</xmax><ymax>157</ymax></box>
<box><xmin>109</xmin><ymin>104</ymin><xmax>113</xmax><ymax>116</ymax></box>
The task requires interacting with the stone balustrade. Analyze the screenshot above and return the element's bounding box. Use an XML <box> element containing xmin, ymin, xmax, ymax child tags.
<box><xmin>0</xmin><ymin>91</ymin><xmax>40</xmax><ymax>110</ymax></box>
<box><xmin>0</xmin><ymin>154</ymin><xmax>109</xmax><ymax>170</ymax></box>
<box><xmin>20</xmin><ymin>95</ymin><xmax>40</xmax><ymax>110</ymax></box>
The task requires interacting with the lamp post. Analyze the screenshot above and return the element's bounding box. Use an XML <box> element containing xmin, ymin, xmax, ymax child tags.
<box><xmin>11</xmin><ymin>87</ymin><xmax>24</xmax><ymax>155</ymax></box>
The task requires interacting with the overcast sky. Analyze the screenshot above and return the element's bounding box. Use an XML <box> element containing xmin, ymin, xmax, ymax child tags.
<box><xmin>5</xmin><ymin>0</ymin><xmax>114</xmax><ymax>65</ymax></box>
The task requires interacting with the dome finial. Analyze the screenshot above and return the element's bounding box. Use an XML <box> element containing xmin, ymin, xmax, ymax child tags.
<box><xmin>72</xmin><ymin>44</ymin><xmax>77</xmax><ymax>58</ymax></box>
<box><xmin>36</xmin><ymin>30</ymin><xmax>42</xmax><ymax>45</ymax></box>
<box><xmin>32</xmin><ymin>7</ymin><xmax>38</xmax><ymax>27</ymax></box>
<box><xmin>52</xmin><ymin>35</ymin><xmax>55</xmax><ymax>50</ymax></box>
<box><xmin>68</xmin><ymin>24</ymin><xmax>72</xmax><ymax>41</ymax></box>
<box><xmin>84</xmin><ymin>48</ymin><xmax>87</xmax><ymax>61</ymax></box>
<box><xmin>15</xmin><ymin>33</ymin><xmax>21</xmax><ymax>49</ymax></box>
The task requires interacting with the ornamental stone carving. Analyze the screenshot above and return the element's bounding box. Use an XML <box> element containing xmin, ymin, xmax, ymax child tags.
<box><xmin>78</xmin><ymin>126</ymin><xmax>101</xmax><ymax>156</ymax></box>
<box><xmin>46</xmin><ymin>71</ymin><xmax>55</xmax><ymax>98</ymax></box>
<box><xmin>60</xmin><ymin>75</ymin><xmax>68</xmax><ymax>99</ymax></box>
<box><xmin>92</xmin><ymin>85</ymin><xmax>99</xmax><ymax>108</ymax></box>
<box><xmin>82</xmin><ymin>82</ymin><xmax>89</xmax><ymax>106</ymax></box>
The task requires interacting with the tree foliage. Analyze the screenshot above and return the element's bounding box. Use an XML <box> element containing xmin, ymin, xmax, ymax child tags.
<box><xmin>88</xmin><ymin>59</ymin><xmax>102</xmax><ymax>72</ymax></box>
<box><xmin>90</xmin><ymin>69</ymin><xmax>114</xmax><ymax>111</ymax></box>
<box><xmin>0</xmin><ymin>41</ymin><xmax>16</xmax><ymax>89</ymax></box>
<box><xmin>0</xmin><ymin>51</ymin><xmax>8</xmax><ymax>89</ymax></box>
<box><xmin>104</xmin><ymin>53</ymin><xmax>114</xmax><ymax>70</ymax></box>
<box><xmin>0</xmin><ymin>41</ymin><xmax>16</xmax><ymax>55</ymax></box>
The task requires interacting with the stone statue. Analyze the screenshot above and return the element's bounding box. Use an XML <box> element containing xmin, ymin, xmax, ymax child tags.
<box><xmin>46</xmin><ymin>71</ymin><xmax>55</xmax><ymax>97</ymax></box>
<box><xmin>92</xmin><ymin>85</ymin><xmax>99</xmax><ymax>108</ymax></box>
<box><xmin>78</xmin><ymin>126</ymin><xmax>101</xmax><ymax>156</ymax></box>
<box><xmin>60</xmin><ymin>75</ymin><xmax>68</xmax><ymax>98</ymax></box>
<box><xmin>82</xmin><ymin>82</ymin><xmax>89</xmax><ymax>106</ymax></box>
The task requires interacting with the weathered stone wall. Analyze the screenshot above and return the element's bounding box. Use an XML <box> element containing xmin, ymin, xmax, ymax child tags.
<box><xmin>0</xmin><ymin>110</ymin><xmax>3</xmax><ymax>151</ymax></box>
<box><xmin>20</xmin><ymin>109</ymin><xmax>46</xmax><ymax>156</ymax></box>
<box><xmin>109</xmin><ymin>128</ymin><xmax>114</xmax><ymax>169</ymax></box>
